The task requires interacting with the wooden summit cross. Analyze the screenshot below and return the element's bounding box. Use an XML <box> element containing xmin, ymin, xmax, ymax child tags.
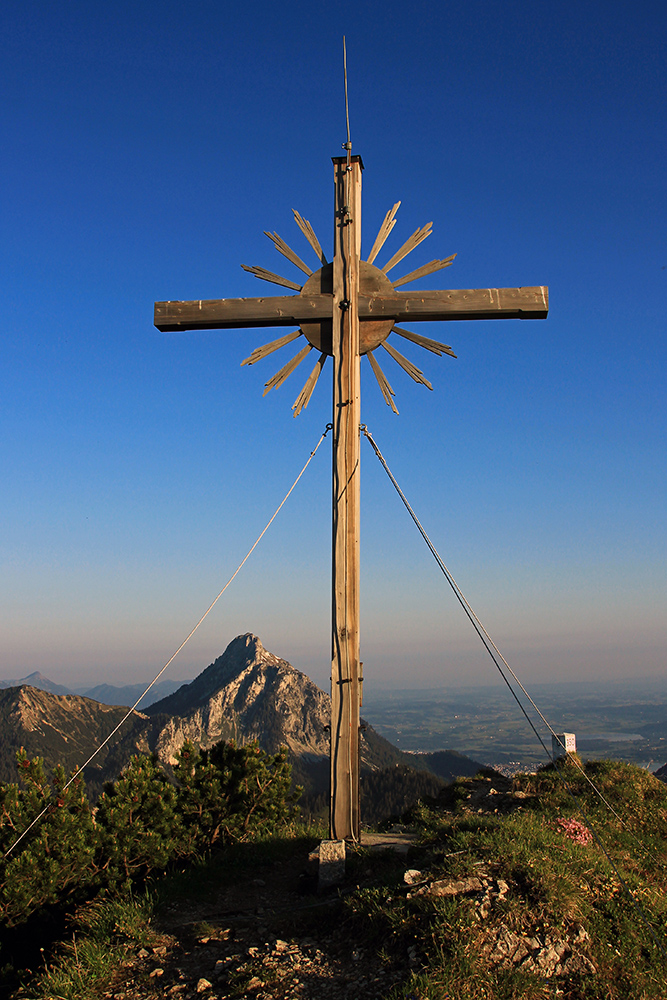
<box><xmin>155</xmin><ymin>153</ymin><xmax>548</xmax><ymax>842</ymax></box>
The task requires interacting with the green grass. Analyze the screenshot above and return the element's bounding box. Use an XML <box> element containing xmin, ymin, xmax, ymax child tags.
<box><xmin>12</xmin><ymin>763</ymin><xmax>667</xmax><ymax>1000</ymax></box>
<box><xmin>342</xmin><ymin>760</ymin><xmax>667</xmax><ymax>999</ymax></box>
<box><xmin>18</xmin><ymin>893</ymin><xmax>161</xmax><ymax>1000</ymax></box>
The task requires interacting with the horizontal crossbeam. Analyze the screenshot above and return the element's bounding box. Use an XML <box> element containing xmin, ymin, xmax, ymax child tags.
<box><xmin>154</xmin><ymin>295</ymin><xmax>330</xmax><ymax>331</ymax></box>
<box><xmin>154</xmin><ymin>286</ymin><xmax>548</xmax><ymax>332</ymax></box>
<box><xmin>365</xmin><ymin>286</ymin><xmax>549</xmax><ymax>322</ymax></box>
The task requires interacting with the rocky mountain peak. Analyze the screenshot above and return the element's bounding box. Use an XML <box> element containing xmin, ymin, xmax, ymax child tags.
<box><xmin>147</xmin><ymin>633</ymin><xmax>331</xmax><ymax>765</ymax></box>
<box><xmin>147</xmin><ymin>633</ymin><xmax>287</xmax><ymax>718</ymax></box>
<box><xmin>0</xmin><ymin>636</ymin><xmax>483</xmax><ymax>809</ymax></box>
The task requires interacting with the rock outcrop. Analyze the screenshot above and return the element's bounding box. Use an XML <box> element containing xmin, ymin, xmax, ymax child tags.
<box><xmin>148</xmin><ymin>634</ymin><xmax>331</xmax><ymax>764</ymax></box>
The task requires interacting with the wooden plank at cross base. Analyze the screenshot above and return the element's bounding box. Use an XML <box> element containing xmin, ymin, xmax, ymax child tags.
<box><xmin>330</xmin><ymin>155</ymin><xmax>362</xmax><ymax>843</ymax></box>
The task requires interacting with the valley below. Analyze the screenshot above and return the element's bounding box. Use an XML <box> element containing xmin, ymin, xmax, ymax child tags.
<box><xmin>362</xmin><ymin>677</ymin><xmax>667</xmax><ymax>774</ymax></box>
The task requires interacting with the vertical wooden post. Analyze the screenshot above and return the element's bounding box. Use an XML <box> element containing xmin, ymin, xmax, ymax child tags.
<box><xmin>330</xmin><ymin>154</ymin><xmax>363</xmax><ymax>842</ymax></box>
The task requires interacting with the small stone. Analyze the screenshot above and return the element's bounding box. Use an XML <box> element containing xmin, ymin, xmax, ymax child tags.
<box><xmin>152</xmin><ymin>945</ymin><xmax>167</xmax><ymax>956</ymax></box>
<box><xmin>562</xmin><ymin>952</ymin><xmax>597</xmax><ymax>975</ymax></box>
<box><xmin>572</xmin><ymin>925</ymin><xmax>590</xmax><ymax>945</ymax></box>
<box><xmin>496</xmin><ymin>879</ymin><xmax>510</xmax><ymax>899</ymax></box>
<box><xmin>545</xmin><ymin>930</ymin><xmax>567</xmax><ymax>955</ymax></box>
<box><xmin>274</xmin><ymin>939</ymin><xmax>289</xmax><ymax>952</ymax></box>
<box><xmin>196</xmin><ymin>978</ymin><xmax>212</xmax><ymax>992</ymax></box>
<box><xmin>199</xmin><ymin>936</ymin><xmax>210</xmax><ymax>944</ymax></box>
<box><xmin>403</xmin><ymin>869</ymin><xmax>423</xmax><ymax>884</ymax></box>
<box><xmin>137</xmin><ymin>948</ymin><xmax>149</xmax><ymax>958</ymax></box>
<box><xmin>247</xmin><ymin>977</ymin><xmax>262</xmax><ymax>988</ymax></box>
<box><xmin>149</xmin><ymin>968</ymin><xmax>164</xmax><ymax>978</ymax></box>
<box><xmin>532</xmin><ymin>943</ymin><xmax>565</xmax><ymax>976</ymax></box>
<box><xmin>422</xmin><ymin>876</ymin><xmax>483</xmax><ymax>898</ymax></box>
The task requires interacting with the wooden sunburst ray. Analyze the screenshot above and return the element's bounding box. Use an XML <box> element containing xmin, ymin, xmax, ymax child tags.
<box><xmin>240</xmin><ymin>265</ymin><xmax>302</xmax><ymax>291</ymax></box>
<box><xmin>262</xmin><ymin>343</ymin><xmax>312</xmax><ymax>395</ymax></box>
<box><xmin>264</xmin><ymin>231</ymin><xmax>313</xmax><ymax>276</ymax></box>
<box><xmin>292</xmin><ymin>353</ymin><xmax>327</xmax><ymax>416</ymax></box>
<box><xmin>367</xmin><ymin>351</ymin><xmax>398</xmax><ymax>414</ymax></box>
<box><xmin>366</xmin><ymin>202</ymin><xmax>400</xmax><ymax>264</ymax></box>
<box><xmin>293</xmin><ymin>210</ymin><xmax>328</xmax><ymax>265</ymax></box>
<box><xmin>241</xmin><ymin>329</ymin><xmax>303</xmax><ymax>367</ymax></box>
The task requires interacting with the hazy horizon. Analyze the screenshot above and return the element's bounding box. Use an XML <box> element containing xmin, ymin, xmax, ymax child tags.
<box><xmin>3</xmin><ymin>632</ymin><xmax>666</xmax><ymax>700</ymax></box>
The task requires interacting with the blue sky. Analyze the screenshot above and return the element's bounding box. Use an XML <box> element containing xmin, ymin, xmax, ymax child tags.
<box><xmin>2</xmin><ymin>0</ymin><xmax>665</xmax><ymax>693</ymax></box>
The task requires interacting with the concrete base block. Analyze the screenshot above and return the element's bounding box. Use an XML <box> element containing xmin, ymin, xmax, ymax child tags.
<box><xmin>318</xmin><ymin>839</ymin><xmax>346</xmax><ymax>889</ymax></box>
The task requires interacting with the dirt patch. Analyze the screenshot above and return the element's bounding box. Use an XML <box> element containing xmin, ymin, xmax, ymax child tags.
<box><xmin>103</xmin><ymin>840</ymin><xmax>414</xmax><ymax>1000</ymax></box>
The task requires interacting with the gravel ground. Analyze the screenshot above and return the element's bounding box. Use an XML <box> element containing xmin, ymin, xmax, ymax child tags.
<box><xmin>102</xmin><ymin>842</ymin><xmax>415</xmax><ymax>1000</ymax></box>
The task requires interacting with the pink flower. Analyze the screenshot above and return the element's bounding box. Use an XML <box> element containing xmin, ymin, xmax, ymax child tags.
<box><xmin>555</xmin><ymin>817</ymin><xmax>593</xmax><ymax>845</ymax></box>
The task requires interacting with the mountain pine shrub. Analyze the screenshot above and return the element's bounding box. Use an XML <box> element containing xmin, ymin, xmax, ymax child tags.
<box><xmin>0</xmin><ymin>739</ymin><xmax>296</xmax><ymax>929</ymax></box>
<box><xmin>175</xmin><ymin>739</ymin><xmax>299</xmax><ymax>849</ymax></box>
<box><xmin>0</xmin><ymin>750</ymin><xmax>98</xmax><ymax>927</ymax></box>
<box><xmin>95</xmin><ymin>754</ymin><xmax>184</xmax><ymax>883</ymax></box>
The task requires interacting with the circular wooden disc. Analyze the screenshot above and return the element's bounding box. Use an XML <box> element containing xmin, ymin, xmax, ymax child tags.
<box><xmin>300</xmin><ymin>261</ymin><xmax>395</xmax><ymax>356</ymax></box>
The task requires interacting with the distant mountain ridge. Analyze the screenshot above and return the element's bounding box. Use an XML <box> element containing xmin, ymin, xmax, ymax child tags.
<box><xmin>0</xmin><ymin>686</ymin><xmax>154</xmax><ymax>794</ymax></box>
<box><xmin>81</xmin><ymin>680</ymin><xmax>185</xmax><ymax>709</ymax></box>
<box><xmin>0</xmin><ymin>673</ymin><xmax>185</xmax><ymax>710</ymax></box>
<box><xmin>0</xmin><ymin>671</ymin><xmax>73</xmax><ymax>698</ymax></box>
